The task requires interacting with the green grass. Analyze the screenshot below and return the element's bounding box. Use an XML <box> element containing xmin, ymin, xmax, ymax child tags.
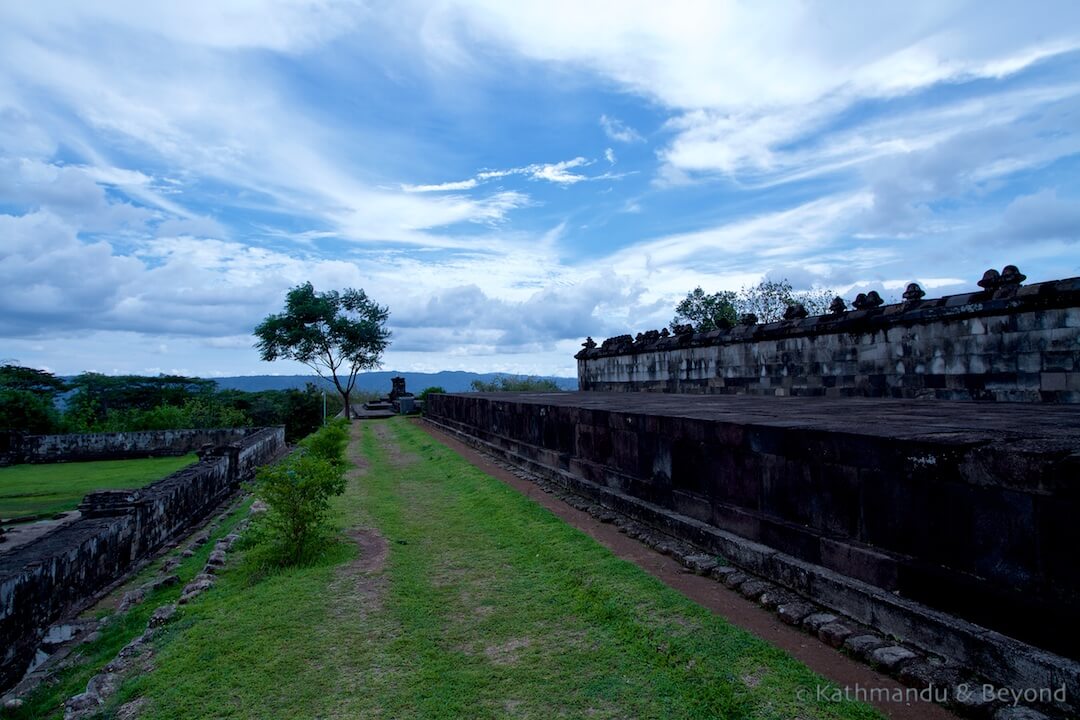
<box><xmin>0</xmin><ymin>455</ymin><xmax>198</xmax><ymax>521</ymax></box>
<box><xmin>6</xmin><ymin>420</ymin><xmax>882</xmax><ymax>720</ymax></box>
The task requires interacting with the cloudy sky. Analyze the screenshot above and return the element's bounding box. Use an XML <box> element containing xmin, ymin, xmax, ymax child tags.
<box><xmin>2</xmin><ymin>1</ymin><xmax>1079</xmax><ymax>379</ymax></box>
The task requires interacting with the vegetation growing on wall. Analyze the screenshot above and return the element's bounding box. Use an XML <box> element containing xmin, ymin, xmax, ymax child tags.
<box><xmin>469</xmin><ymin>375</ymin><xmax>562</xmax><ymax>392</ymax></box>
<box><xmin>672</xmin><ymin>278</ymin><xmax>836</xmax><ymax>330</ymax></box>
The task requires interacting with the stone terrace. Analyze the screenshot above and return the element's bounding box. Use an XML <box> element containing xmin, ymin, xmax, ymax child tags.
<box><xmin>426</xmin><ymin>391</ymin><xmax>1080</xmax><ymax>708</ymax></box>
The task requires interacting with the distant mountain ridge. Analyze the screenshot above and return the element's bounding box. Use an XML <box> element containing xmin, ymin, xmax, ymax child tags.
<box><xmin>210</xmin><ymin>371</ymin><xmax>578</xmax><ymax>394</ymax></box>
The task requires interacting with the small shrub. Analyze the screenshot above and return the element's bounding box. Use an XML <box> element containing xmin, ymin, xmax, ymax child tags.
<box><xmin>256</xmin><ymin>421</ymin><xmax>349</xmax><ymax>565</ymax></box>
<box><xmin>417</xmin><ymin>386</ymin><xmax>446</xmax><ymax>402</ymax></box>
<box><xmin>298</xmin><ymin>418</ymin><xmax>349</xmax><ymax>470</ymax></box>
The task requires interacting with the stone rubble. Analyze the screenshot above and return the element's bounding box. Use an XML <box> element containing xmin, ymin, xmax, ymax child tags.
<box><xmin>61</xmin><ymin>514</ymin><xmax>247</xmax><ymax>719</ymax></box>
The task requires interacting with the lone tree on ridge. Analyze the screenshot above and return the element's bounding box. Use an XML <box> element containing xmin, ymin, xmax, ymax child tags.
<box><xmin>254</xmin><ymin>282</ymin><xmax>390</xmax><ymax>421</ymax></box>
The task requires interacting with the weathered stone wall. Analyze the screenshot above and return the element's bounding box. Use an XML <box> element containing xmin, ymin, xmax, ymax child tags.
<box><xmin>577</xmin><ymin>275</ymin><xmax>1080</xmax><ymax>402</ymax></box>
<box><xmin>0</xmin><ymin>426</ymin><xmax>285</xmax><ymax>691</ymax></box>
<box><xmin>2</xmin><ymin>427</ymin><xmax>261</xmax><ymax>465</ymax></box>
<box><xmin>425</xmin><ymin>392</ymin><xmax>1080</xmax><ymax>705</ymax></box>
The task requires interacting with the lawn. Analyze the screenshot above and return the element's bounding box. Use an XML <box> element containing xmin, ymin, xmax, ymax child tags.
<box><xmin>0</xmin><ymin>454</ymin><xmax>197</xmax><ymax>521</ymax></box>
<box><xmin>6</xmin><ymin>420</ymin><xmax>881</xmax><ymax>720</ymax></box>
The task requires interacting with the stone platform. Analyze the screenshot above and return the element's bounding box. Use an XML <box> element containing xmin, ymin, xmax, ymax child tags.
<box><xmin>426</xmin><ymin>391</ymin><xmax>1080</xmax><ymax>707</ymax></box>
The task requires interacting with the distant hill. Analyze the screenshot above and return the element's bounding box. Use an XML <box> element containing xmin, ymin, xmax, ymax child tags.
<box><xmin>211</xmin><ymin>371</ymin><xmax>578</xmax><ymax>394</ymax></box>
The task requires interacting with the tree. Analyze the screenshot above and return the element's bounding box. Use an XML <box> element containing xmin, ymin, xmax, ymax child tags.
<box><xmin>254</xmin><ymin>283</ymin><xmax>390</xmax><ymax>421</ymax></box>
<box><xmin>0</xmin><ymin>389</ymin><xmax>60</xmax><ymax>433</ymax></box>
<box><xmin>0</xmin><ymin>365</ymin><xmax>66</xmax><ymax>433</ymax></box>
<box><xmin>65</xmin><ymin>373</ymin><xmax>214</xmax><ymax>427</ymax></box>
<box><xmin>671</xmin><ymin>287</ymin><xmax>738</xmax><ymax>332</ymax></box>
<box><xmin>470</xmin><ymin>375</ymin><xmax>561</xmax><ymax>392</ymax></box>
<box><xmin>417</xmin><ymin>386</ymin><xmax>446</xmax><ymax>402</ymax></box>
<box><xmin>737</xmin><ymin>279</ymin><xmax>833</xmax><ymax>322</ymax></box>
<box><xmin>0</xmin><ymin>365</ymin><xmax>68</xmax><ymax>398</ymax></box>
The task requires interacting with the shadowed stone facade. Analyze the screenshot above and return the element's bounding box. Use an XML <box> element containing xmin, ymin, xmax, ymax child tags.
<box><xmin>0</xmin><ymin>426</ymin><xmax>285</xmax><ymax>692</ymax></box>
<box><xmin>425</xmin><ymin>392</ymin><xmax>1080</xmax><ymax>714</ymax></box>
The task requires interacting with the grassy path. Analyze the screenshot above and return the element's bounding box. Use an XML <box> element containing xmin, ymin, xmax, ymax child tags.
<box><xmin>8</xmin><ymin>419</ymin><xmax>882</xmax><ymax>719</ymax></box>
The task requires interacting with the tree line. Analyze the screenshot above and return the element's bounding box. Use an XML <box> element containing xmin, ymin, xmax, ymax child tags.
<box><xmin>0</xmin><ymin>364</ymin><xmax>342</xmax><ymax>442</ymax></box>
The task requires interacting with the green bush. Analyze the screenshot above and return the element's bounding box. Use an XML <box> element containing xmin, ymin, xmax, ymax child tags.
<box><xmin>299</xmin><ymin>418</ymin><xmax>349</xmax><ymax>470</ymax></box>
<box><xmin>255</xmin><ymin>422</ymin><xmax>349</xmax><ymax>565</ymax></box>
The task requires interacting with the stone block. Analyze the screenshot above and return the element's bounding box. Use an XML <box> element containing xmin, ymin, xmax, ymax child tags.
<box><xmin>898</xmin><ymin>661</ymin><xmax>963</xmax><ymax>689</ymax></box>
<box><xmin>818</xmin><ymin>622</ymin><xmax>855</xmax><ymax>648</ymax></box>
<box><xmin>681</xmin><ymin>554</ymin><xmax>720</xmax><ymax>575</ymax></box>
<box><xmin>843</xmin><ymin>633</ymin><xmax>887</xmax><ymax>660</ymax></box>
<box><xmin>738</xmin><ymin>579</ymin><xmax>773</xmax><ymax>600</ymax></box>
<box><xmin>758</xmin><ymin>588</ymin><xmax>797</xmax><ymax>610</ymax></box>
<box><xmin>721</xmin><ymin>571</ymin><xmax>749</xmax><ymax>589</ymax></box>
<box><xmin>1040</xmin><ymin>372</ymin><xmax>1067</xmax><ymax>392</ymax></box>
<box><xmin>147</xmin><ymin>603</ymin><xmax>177</xmax><ymax>628</ymax></box>
<box><xmin>800</xmin><ymin>612</ymin><xmax>839</xmax><ymax>633</ymax></box>
<box><xmin>118</xmin><ymin>588</ymin><xmax>147</xmax><ymax>612</ymax></box>
<box><xmin>776</xmin><ymin>601</ymin><xmax>817</xmax><ymax>625</ymax></box>
<box><xmin>1042</xmin><ymin>350</ymin><xmax>1076</xmax><ymax>372</ymax></box>
<box><xmin>869</xmin><ymin>645</ymin><xmax>919</xmax><ymax>672</ymax></box>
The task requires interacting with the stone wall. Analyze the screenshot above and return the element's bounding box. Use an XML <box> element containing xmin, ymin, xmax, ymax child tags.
<box><xmin>425</xmin><ymin>392</ymin><xmax>1080</xmax><ymax>708</ymax></box>
<box><xmin>577</xmin><ymin>274</ymin><xmax>1080</xmax><ymax>402</ymax></box>
<box><xmin>1</xmin><ymin>427</ymin><xmax>262</xmax><ymax>465</ymax></box>
<box><xmin>0</xmin><ymin>426</ymin><xmax>285</xmax><ymax>691</ymax></box>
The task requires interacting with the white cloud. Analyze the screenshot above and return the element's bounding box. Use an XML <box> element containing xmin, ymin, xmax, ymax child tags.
<box><xmin>600</xmin><ymin>114</ymin><xmax>643</xmax><ymax>144</ymax></box>
<box><xmin>425</xmin><ymin>0</ymin><xmax>1080</xmax><ymax>185</ymax></box>
<box><xmin>992</xmin><ymin>190</ymin><xmax>1080</xmax><ymax>244</ymax></box>
<box><xmin>2</xmin><ymin>0</ymin><xmax>360</xmax><ymax>54</ymax></box>
<box><xmin>401</xmin><ymin>179</ymin><xmax>480</xmax><ymax>192</ymax></box>
<box><xmin>404</xmin><ymin>154</ymin><xmax>630</xmax><ymax>194</ymax></box>
<box><xmin>0</xmin><ymin>7</ymin><xmax>536</xmax><ymax>248</ymax></box>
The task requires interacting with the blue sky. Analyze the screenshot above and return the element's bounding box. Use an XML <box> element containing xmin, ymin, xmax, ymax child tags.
<box><xmin>2</xmin><ymin>1</ymin><xmax>1079</xmax><ymax>378</ymax></box>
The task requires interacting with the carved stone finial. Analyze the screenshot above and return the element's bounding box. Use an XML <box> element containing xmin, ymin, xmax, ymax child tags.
<box><xmin>783</xmin><ymin>303</ymin><xmax>809</xmax><ymax>320</ymax></box>
<box><xmin>582</xmin><ymin>336</ymin><xmax>596</xmax><ymax>350</ymax></box>
<box><xmin>852</xmin><ymin>291</ymin><xmax>884</xmax><ymax>310</ymax></box>
<box><xmin>902</xmin><ymin>283</ymin><xmax>926</xmax><ymax>302</ymax></box>
<box><xmin>672</xmin><ymin>323</ymin><xmax>694</xmax><ymax>335</ymax></box>
<box><xmin>978</xmin><ymin>268</ymin><xmax>1001</xmax><ymax>290</ymax></box>
<box><xmin>635</xmin><ymin>329</ymin><xmax>661</xmax><ymax>345</ymax></box>
<box><xmin>660</xmin><ymin>328</ymin><xmax>670</xmax><ymax>338</ymax></box>
<box><xmin>739</xmin><ymin>313</ymin><xmax>758</xmax><ymax>325</ymax></box>
<box><xmin>1000</xmin><ymin>265</ymin><xmax>1026</xmax><ymax>286</ymax></box>
<box><xmin>829</xmin><ymin>296</ymin><xmax>847</xmax><ymax>314</ymax></box>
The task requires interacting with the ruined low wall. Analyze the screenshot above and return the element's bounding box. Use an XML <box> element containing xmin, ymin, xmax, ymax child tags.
<box><xmin>0</xmin><ymin>426</ymin><xmax>285</xmax><ymax>691</ymax></box>
<box><xmin>2</xmin><ymin>427</ymin><xmax>261</xmax><ymax>465</ymax></box>
<box><xmin>425</xmin><ymin>392</ymin><xmax>1080</xmax><ymax>709</ymax></box>
<box><xmin>577</xmin><ymin>275</ymin><xmax>1080</xmax><ymax>402</ymax></box>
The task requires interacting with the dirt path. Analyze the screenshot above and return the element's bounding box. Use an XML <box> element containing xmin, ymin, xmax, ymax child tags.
<box><xmin>330</xmin><ymin>424</ymin><xmax>388</xmax><ymax>616</ymax></box>
<box><xmin>370</xmin><ymin>422</ymin><xmax>419</xmax><ymax>467</ymax></box>
<box><xmin>415</xmin><ymin>419</ymin><xmax>959</xmax><ymax>720</ymax></box>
